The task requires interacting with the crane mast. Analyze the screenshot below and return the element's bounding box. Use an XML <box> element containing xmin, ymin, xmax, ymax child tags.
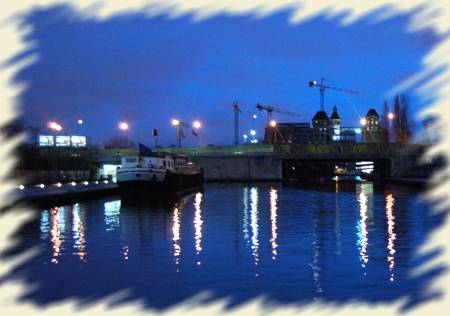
<box><xmin>232</xmin><ymin>101</ymin><xmax>242</xmax><ymax>145</ymax></box>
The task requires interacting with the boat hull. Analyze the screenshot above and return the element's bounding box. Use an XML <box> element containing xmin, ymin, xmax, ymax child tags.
<box><xmin>118</xmin><ymin>170</ymin><xmax>203</xmax><ymax>199</ymax></box>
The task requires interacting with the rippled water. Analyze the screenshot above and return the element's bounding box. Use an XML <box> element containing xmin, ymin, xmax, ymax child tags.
<box><xmin>2</xmin><ymin>182</ymin><xmax>445</xmax><ymax>311</ymax></box>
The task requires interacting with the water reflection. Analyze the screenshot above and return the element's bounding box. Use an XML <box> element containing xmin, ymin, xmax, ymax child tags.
<box><xmin>250</xmin><ymin>187</ymin><xmax>259</xmax><ymax>268</ymax></box>
<box><xmin>356</xmin><ymin>183</ymin><xmax>371</xmax><ymax>270</ymax></box>
<box><xmin>21</xmin><ymin>183</ymin><xmax>438</xmax><ymax>310</ymax></box>
<box><xmin>50</xmin><ymin>207</ymin><xmax>62</xmax><ymax>264</ymax></box>
<box><xmin>40</xmin><ymin>210</ymin><xmax>50</xmax><ymax>240</ymax></box>
<box><xmin>194</xmin><ymin>193</ymin><xmax>203</xmax><ymax>265</ymax></box>
<box><xmin>72</xmin><ymin>203</ymin><xmax>87</xmax><ymax>261</ymax></box>
<box><xmin>242</xmin><ymin>187</ymin><xmax>249</xmax><ymax>242</ymax></box>
<box><xmin>269</xmin><ymin>188</ymin><xmax>278</xmax><ymax>260</ymax></box>
<box><xmin>386</xmin><ymin>193</ymin><xmax>397</xmax><ymax>282</ymax></box>
<box><xmin>172</xmin><ymin>207</ymin><xmax>181</xmax><ymax>269</ymax></box>
<box><xmin>104</xmin><ymin>200</ymin><xmax>121</xmax><ymax>231</ymax></box>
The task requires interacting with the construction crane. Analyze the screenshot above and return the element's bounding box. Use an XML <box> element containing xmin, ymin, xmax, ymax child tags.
<box><xmin>256</xmin><ymin>103</ymin><xmax>302</xmax><ymax>126</ymax></box>
<box><xmin>308</xmin><ymin>78</ymin><xmax>359</xmax><ymax>111</ymax></box>
<box><xmin>232</xmin><ymin>101</ymin><xmax>242</xmax><ymax>145</ymax></box>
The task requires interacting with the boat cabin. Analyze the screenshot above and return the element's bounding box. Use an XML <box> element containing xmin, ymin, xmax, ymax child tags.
<box><xmin>121</xmin><ymin>156</ymin><xmax>175</xmax><ymax>170</ymax></box>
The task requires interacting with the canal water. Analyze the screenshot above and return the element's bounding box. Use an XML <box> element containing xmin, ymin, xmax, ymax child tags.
<box><xmin>1</xmin><ymin>182</ymin><xmax>444</xmax><ymax>311</ymax></box>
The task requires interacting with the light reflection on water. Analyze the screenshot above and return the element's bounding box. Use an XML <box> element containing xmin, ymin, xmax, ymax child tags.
<box><xmin>193</xmin><ymin>192</ymin><xmax>203</xmax><ymax>264</ymax></box>
<box><xmin>386</xmin><ymin>193</ymin><xmax>397</xmax><ymax>282</ymax></box>
<box><xmin>269</xmin><ymin>188</ymin><xmax>278</xmax><ymax>260</ymax></box>
<box><xmin>30</xmin><ymin>182</ymin><xmax>438</xmax><ymax>309</ymax></box>
<box><xmin>250</xmin><ymin>187</ymin><xmax>259</xmax><ymax>268</ymax></box>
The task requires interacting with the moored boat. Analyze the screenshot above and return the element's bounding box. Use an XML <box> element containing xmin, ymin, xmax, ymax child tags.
<box><xmin>117</xmin><ymin>148</ymin><xmax>203</xmax><ymax>198</ymax></box>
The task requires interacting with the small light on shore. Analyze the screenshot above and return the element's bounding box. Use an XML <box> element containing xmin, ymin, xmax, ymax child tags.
<box><xmin>71</xmin><ymin>181</ymin><xmax>76</xmax><ymax>186</ymax></box>
<box><xmin>39</xmin><ymin>184</ymin><xmax>45</xmax><ymax>188</ymax></box>
<box><xmin>19</xmin><ymin>184</ymin><xmax>25</xmax><ymax>190</ymax></box>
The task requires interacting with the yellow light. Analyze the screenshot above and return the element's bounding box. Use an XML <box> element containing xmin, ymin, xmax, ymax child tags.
<box><xmin>360</xmin><ymin>118</ymin><xmax>367</xmax><ymax>126</ymax></box>
<box><xmin>171</xmin><ymin>119</ymin><xmax>180</xmax><ymax>126</ymax></box>
<box><xmin>270</xmin><ymin>120</ymin><xmax>277</xmax><ymax>127</ymax></box>
<box><xmin>192</xmin><ymin>120</ymin><xmax>201</xmax><ymax>129</ymax></box>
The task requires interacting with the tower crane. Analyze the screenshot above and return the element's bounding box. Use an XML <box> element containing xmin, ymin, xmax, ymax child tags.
<box><xmin>256</xmin><ymin>103</ymin><xmax>302</xmax><ymax>126</ymax></box>
<box><xmin>232</xmin><ymin>101</ymin><xmax>242</xmax><ymax>145</ymax></box>
<box><xmin>308</xmin><ymin>78</ymin><xmax>359</xmax><ymax>111</ymax></box>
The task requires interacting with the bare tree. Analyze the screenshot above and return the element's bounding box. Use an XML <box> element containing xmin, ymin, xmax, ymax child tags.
<box><xmin>104</xmin><ymin>135</ymin><xmax>135</xmax><ymax>149</ymax></box>
<box><xmin>392</xmin><ymin>93</ymin><xmax>412</xmax><ymax>143</ymax></box>
<box><xmin>381</xmin><ymin>100</ymin><xmax>390</xmax><ymax>141</ymax></box>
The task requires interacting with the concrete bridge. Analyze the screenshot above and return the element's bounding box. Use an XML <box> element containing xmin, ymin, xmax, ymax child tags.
<box><xmin>87</xmin><ymin>143</ymin><xmax>430</xmax><ymax>181</ymax></box>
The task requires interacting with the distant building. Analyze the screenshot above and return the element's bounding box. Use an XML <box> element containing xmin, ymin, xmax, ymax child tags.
<box><xmin>265</xmin><ymin>122</ymin><xmax>325</xmax><ymax>144</ymax></box>
<box><xmin>264</xmin><ymin>105</ymin><xmax>378</xmax><ymax>144</ymax></box>
<box><xmin>362</xmin><ymin>108</ymin><xmax>387</xmax><ymax>143</ymax></box>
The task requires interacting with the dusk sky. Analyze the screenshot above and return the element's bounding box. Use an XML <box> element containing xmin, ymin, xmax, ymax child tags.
<box><xmin>9</xmin><ymin>4</ymin><xmax>442</xmax><ymax>147</ymax></box>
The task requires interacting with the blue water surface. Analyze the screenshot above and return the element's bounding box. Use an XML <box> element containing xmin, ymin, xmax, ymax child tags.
<box><xmin>1</xmin><ymin>182</ymin><xmax>445</xmax><ymax>311</ymax></box>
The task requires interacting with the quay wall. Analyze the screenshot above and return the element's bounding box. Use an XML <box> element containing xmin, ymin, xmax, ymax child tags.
<box><xmin>191</xmin><ymin>156</ymin><xmax>282</xmax><ymax>181</ymax></box>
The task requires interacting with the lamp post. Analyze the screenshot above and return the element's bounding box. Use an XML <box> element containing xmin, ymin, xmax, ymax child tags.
<box><xmin>270</xmin><ymin>120</ymin><xmax>277</xmax><ymax>144</ymax></box>
<box><xmin>118</xmin><ymin>121</ymin><xmax>130</xmax><ymax>148</ymax></box>
<box><xmin>360</xmin><ymin>118</ymin><xmax>366</xmax><ymax>143</ymax></box>
<box><xmin>77</xmin><ymin>119</ymin><xmax>83</xmax><ymax>134</ymax></box>
<box><xmin>192</xmin><ymin>120</ymin><xmax>202</xmax><ymax>145</ymax></box>
<box><xmin>48</xmin><ymin>121</ymin><xmax>63</xmax><ymax>183</ymax></box>
<box><xmin>387</xmin><ymin>112</ymin><xmax>394</xmax><ymax>143</ymax></box>
<box><xmin>171</xmin><ymin>119</ymin><xmax>181</xmax><ymax>147</ymax></box>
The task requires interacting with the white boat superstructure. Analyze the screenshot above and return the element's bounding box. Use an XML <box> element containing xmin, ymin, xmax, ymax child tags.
<box><xmin>117</xmin><ymin>155</ymin><xmax>175</xmax><ymax>183</ymax></box>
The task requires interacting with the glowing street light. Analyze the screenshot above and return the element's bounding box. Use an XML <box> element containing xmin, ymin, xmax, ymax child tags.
<box><xmin>250</xmin><ymin>129</ymin><xmax>256</xmax><ymax>136</ymax></box>
<box><xmin>253</xmin><ymin>114</ymin><xmax>258</xmax><ymax>119</ymax></box>
<box><xmin>77</xmin><ymin>119</ymin><xmax>84</xmax><ymax>125</ymax></box>
<box><xmin>118</xmin><ymin>121</ymin><xmax>129</xmax><ymax>131</ymax></box>
<box><xmin>270</xmin><ymin>120</ymin><xmax>277</xmax><ymax>127</ymax></box>
<box><xmin>360</xmin><ymin>118</ymin><xmax>367</xmax><ymax>126</ymax></box>
<box><xmin>48</xmin><ymin>121</ymin><xmax>62</xmax><ymax>132</ymax></box>
<box><xmin>171</xmin><ymin>119</ymin><xmax>180</xmax><ymax>126</ymax></box>
<box><xmin>243</xmin><ymin>134</ymin><xmax>248</xmax><ymax>139</ymax></box>
<box><xmin>388</xmin><ymin>112</ymin><xmax>394</xmax><ymax>120</ymax></box>
<box><xmin>192</xmin><ymin>120</ymin><xmax>201</xmax><ymax>129</ymax></box>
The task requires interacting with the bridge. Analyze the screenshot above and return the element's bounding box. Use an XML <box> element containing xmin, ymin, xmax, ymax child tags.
<box><xmin>87</xmin><ymin>143</ymin><xmax>431</xmax><ymax>181</ymax></box>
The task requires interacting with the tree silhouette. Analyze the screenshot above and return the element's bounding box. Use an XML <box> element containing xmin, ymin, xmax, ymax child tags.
<box><xmin>104</xmin><ymin>135</ymin><xmax>135</xmax><ymax>149</ymax></box>
<box><xmin>393</xmin><ymin>93</ymin><xmax>412</xmax><ymax>143</ymax></box>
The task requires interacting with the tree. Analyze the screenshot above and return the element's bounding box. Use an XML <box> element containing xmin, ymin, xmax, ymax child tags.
<box><xmin>103</xmin><ymin>135</ymin><xmax>135</xmax><ymax>149</ymax></box>
<box><xmin>392</xmin><ymin>93</ymin><xmax>412</xmax><ymax>143</ymax></box>
<box><xmin>381</xmin><ymin>100</ymin><xmax>390</xmax><ymax>142</ymax></box>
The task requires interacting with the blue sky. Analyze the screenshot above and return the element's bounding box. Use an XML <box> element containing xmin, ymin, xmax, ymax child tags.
<box><xmin>10</xmin><ymin>4</ymin><xmax>442</xmax><ymax>146</ymax></box>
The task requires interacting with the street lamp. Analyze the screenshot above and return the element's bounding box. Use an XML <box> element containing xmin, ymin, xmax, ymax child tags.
<box><xmin>270</xmin><ymin>120</ymin><xmax>277</xmax><ymax>127</ymax></box>
<box><xmin>388</xmin><ymin>112</ymin><xmax>394</xmax><ymax>143</ymax></box>
<box><xmin>360</xmin><ymin>118</ymin><xmax>367</xmax><ymax>126</ymax></box>
<box><xmin>192</xmin><ymin>120</ymin><xmax>202</xmax><ymax>145</ymax></box>
<box><xmin>118</xmin><ymin>121</ymin><xmax>129</xmax><ymax>131</ymax></box>
<box><xmin>192</xmin><ymin>120</ymin><xmax>201</xmax><ymax>129</ymax></box>
<box><xmin>78</xmin><ymin>119</ymin><xmax>84</xmax><ymax>125</ymax></box>
<box><xmin>252</xmin><ymin>114</ymin><xmax>258</xmax><ymax>119</ymax></box>
<box><xmin>48</xmin><ymin>121</ymin><xmax>62</xmax><ymax>132</ymax></box>
<box><xmin>171</xmin><ymin>118</ymin><xmax>182</xmax><ymax>147</ymax></box>
<box><xmin>250</xmin><ymin>129</ymin><xmax>256</xmax><ymax>136</ymax></box>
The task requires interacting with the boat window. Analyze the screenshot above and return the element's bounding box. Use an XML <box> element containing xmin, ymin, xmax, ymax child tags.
<box><xmin>163</xmin><ymin>160</ymin><xmax>166</xmax><ymax>167</ymax></box>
